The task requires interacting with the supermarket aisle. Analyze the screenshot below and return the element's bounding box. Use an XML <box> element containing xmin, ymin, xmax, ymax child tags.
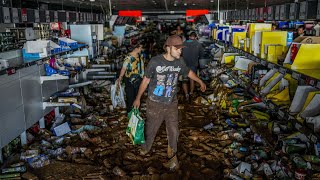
<box><xmin>18</xmin><ymin>83</ymin><xmax>224</xmax><ymax>180</ymax></box>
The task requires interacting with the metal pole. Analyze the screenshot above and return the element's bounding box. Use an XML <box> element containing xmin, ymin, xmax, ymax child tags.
<box><xmin>218</xmin><ymin>0</ymin><xmax>220</xmax><ymax>21</ymax></box>
<box><xmin>109</xmin><ymin>0</ymin><xmax>112</xmax><ymax>16</ymax></box>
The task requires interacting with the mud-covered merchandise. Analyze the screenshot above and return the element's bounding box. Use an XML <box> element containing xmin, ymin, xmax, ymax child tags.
<box><xmin>2</xmin><ymin>42</ymin><xmax>320</xmax><ymax>180</ymax></box>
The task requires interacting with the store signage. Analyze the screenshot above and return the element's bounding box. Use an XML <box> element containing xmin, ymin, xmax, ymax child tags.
<box><xmin>275</xmin><ymin>5</ymin><xmax>280</xmax><ymax>20</ymax></box>
<box><xmin>2</xmin><ymin>7</ymin><xmax>11</xmax><ymax>23</ymax></box>
<box><xmin>66</xmin><ymin>12</ymin><xmax>69</xmax><ymax>22</ymax></box>
<box><xmin>34</xmin><ymin>10</ymin><xmax>40</xmax><ymax>23</ymax></box>
<box><xmin>45</xmin><ymin>10</ymin><xmax>50</xmax><ymax>22</ymax></box>
<box><xmin>317</xmin><ymin>2</ymin><xmax>320</xmax><ymax>19</ymax></box>
<box><xmin>76</xmin><ymin>12</ymin><xmax>79</xmax><ymax>22</ymax></box>
<box><xmin>11</xmin><ymin>8</ymin><xmax>19</xmax><ymax>23</ymax></box>
<box><xmin>118</xmin><ymin>10</ymin><xmax>142</xmax><ymax>17</ymax></box>
<box><xmin>21</xmin><ymin>8</ymin><xmax>27</xmax><ymax>22</ymax></box>
<box><xmin>80</xmin><ymin>12</ymin><xmax>83</xmax><ymax>22</ymax></box>
<box><xmin>186</xmin><ymin>9</ymin><xmax>208</xmax><ymax>16</ymax></box>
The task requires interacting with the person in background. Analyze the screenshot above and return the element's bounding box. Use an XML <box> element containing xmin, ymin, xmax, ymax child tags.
<box><xmin>117</xmin><ymin>40</ymin><xmax>145</xmax><ymax>113</ymax></box>
<box><xmin>294</xmin><ymin>25</ymin><xmax>305</xmax><ymax>39</ymax></box>
<box><xmin>133</xmin><ymin>35</ymin><xmax>206</xmax><ymax>170</ymax></box>
<box><xmin>272</xmin><ymin>23</ymin><xmax>277</xmax><ymax>31</ymax></box>
<box><xmin>171</xmin><ymin>25</ymin><xmax>186</xmax><ymax>41</ymax></box>
<box><xmin>182</xmin><ymin>31</ymin><xmax>204</xmax><ymax>102</ymax></box>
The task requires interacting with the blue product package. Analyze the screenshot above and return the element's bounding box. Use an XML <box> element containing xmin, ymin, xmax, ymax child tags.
<box><xmin>287</xmin><ymin>32</ymin><xmax>293</xmax><ymax>47</ymax></box>
<box><xmin>45</xmin><ymin>64</ymin><xmax>58</xmax><ymax>76</ymax></box>
<box><xmin>27</xmin><ymin>154</ymin><xmax>50</xmax><ymax>168</ymax></box>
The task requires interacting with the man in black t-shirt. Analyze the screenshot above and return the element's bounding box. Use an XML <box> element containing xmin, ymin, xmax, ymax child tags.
<box><xmin>133</xmin><ymin>35</ymin><xmax>206</xmax><ymax>170</ymax></box>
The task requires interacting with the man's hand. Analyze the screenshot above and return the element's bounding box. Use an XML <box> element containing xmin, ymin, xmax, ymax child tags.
<box><xmin>199</xmin><ymin>81</ymin><xmax>206</xmax><ymax>92</ymax></box>
<box><xmin>133</xmin><ymin>99</ymin><xmax>141</xmax><ymax>109</ymax></box>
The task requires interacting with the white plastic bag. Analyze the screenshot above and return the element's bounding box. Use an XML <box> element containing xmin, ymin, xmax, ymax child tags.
<box><xmin>111</xmin><ymin>83</ymin><xmax>126</xmax><ymax>108</ymax></box>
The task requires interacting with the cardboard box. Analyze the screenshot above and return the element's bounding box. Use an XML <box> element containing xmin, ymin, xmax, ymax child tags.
<box><xmin>58</xmin><ymin>97</ymin><xmax>78</xmax><ymax>103</ymax></box>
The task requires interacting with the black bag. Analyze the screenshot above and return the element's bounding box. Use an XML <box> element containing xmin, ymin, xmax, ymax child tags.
<box><xmin>130</xmin><ymin>77</ymin><xmax>142</xmax><ymax>88</ymax></box>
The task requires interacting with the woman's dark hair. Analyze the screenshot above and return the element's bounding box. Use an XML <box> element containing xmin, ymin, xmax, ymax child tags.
<box><xmin>128</xmin><ymin>39</ymin><xmax>145</xmax><ymax>52</ymax></box>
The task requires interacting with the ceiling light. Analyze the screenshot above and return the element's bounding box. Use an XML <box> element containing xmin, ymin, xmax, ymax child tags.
<box><xmin>184</xmin><ymin>3</ymin><xmax>187</xmax><ymax>6</ymax></box>
<box><xmin>90</xmin><ymin>0</ymin><xmax>95</xmax><ymax>2</ymax></box>
<box><xmin>210</xmin><ymin>0</ymin><xmax>214</xmax><ymax>2</ymax></box>
<box><xmin>192</xmin><ymin>3</ymin><xmax>195</xmax><ymax>5</ymax></box>
<box><xmin>174</xmin><ymin>3</ymin><xmax>177</xmax><ymax>6</ymax></box>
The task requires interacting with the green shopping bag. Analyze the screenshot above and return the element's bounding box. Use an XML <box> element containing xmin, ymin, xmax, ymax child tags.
<box><xmin>126</xmin><ymin>109</ymin><xmax>145</xmax><ymax>145</ymax></box>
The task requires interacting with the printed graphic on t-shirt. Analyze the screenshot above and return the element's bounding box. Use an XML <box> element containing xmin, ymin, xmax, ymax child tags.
<box><xmin>152</xmin><ymin>67</ymin><xmax>181</xmax><ymax>98</ymax></box>
<box><xmin>153</xmin><ymin>75</ymin><xmax>165</xmax><ymax>96</ymax></box>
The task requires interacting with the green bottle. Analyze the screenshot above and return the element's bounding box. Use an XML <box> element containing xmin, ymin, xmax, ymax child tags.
<box><xmin>303</xmin><ymin>155</ymin><xmax>320</xmax><ymax>164</ymax></box>
<box><xmin>282</xmin><ymin>144</ymin><xmax>307</xmax><ymax>154</ymax></box>
<box><xmin>0</xmin><ymin>173</ymin><xmax>20</xmax><ymax>179</ymax></box>
<box><xmin>291</xmin><ymin>154</ymin><xmax>308</xmax><ymax>169</ymax></box>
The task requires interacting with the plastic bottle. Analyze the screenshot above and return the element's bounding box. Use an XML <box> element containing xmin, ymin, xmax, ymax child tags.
<box><xmin>203</xmin><ymin>123</ymin><xmax>214</xmax><ymax>130</ymax></box>
<box><xmin>282</xmin><ymin>144</ymin><xmax>307</xmax><ymax>154</ymax></box>
<box><xmin>291</xmin><ymin>44</ymin><xmax>298</xmax><ymax>64</ymax></box>
<box><xmin>226</xmin><ymin>173</ymin><xmax>244</xmax><ymax>180</ymax></box>
<box><xmin>1</xmin><ymin>166</ymin><xmax>26</xmax><ymax>173</ymax></box>
<box><xmin>0</xmin><ymin>173</ymin><xmax>21</xmax><ymax>179</ymax></box>
<box><xmin>303</xmin><ymin>155</ymin><xmax>320</xmax><ymax>164</ymax></box>
<box><xmin>291</xmin><ymin>154</ymin><xmax>308</xmax><ymax>169</ymax></box>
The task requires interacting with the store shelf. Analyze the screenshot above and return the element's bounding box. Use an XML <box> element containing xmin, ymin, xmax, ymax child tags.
<box><xmin>40</xmin><ymin>75</ymin><xmax>69</xmax><ymax>84</ymax></box>
<box><xmin>0</xmin><ymin>44</ymin><xmax>86</xmax><ymax>76</ymax></box>
<box><xmin>221</xmin><ymin>42</ymin><xmax>320</xmax><ymax>145</ymax></box>
<box><xmin>69</xmin><ymin>81</ymin><xmax>93</xmax><ymax>88</ymax></box>
<box><xmin>218</xmin><ymin>41</ymin><xmax>320</xmax><ymax>89</ymax></box>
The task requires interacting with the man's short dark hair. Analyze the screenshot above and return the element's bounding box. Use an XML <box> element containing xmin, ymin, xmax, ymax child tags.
<box><xmin>298</xmin><ymin>25</ymin><xmax>305</xmax><ymax>30</ymax></box>
<box><xmin>189</xmin><ymin>32</ymin><xmax>197</xmax><ymax>37</ymax></box>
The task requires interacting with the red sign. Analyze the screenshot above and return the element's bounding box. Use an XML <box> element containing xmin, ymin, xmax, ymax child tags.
<box><xmin>21</xmin><ymin>8</ymin><xmax>27</xmax><ymax>22</ymax></box>
<box><xmin>118</xmin><ymin>10</ymin><xmax>142</xmax><ymax>17</ymax></box>
<box><xmin>186</xmin><ymin>9</ymin><xmax>208</xmax><ymax>16</ymax></box>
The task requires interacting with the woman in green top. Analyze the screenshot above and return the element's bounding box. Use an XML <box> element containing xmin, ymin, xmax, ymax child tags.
<box><xmin>117</xmin><ymin>40</ymin><xmax>145</xmax><ymax>113</ymax></box>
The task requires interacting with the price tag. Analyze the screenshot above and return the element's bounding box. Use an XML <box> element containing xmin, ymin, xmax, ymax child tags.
<box><xmin>292</xmin><ymin>72</ymin><xmax>301</xmax><ymax>80</ymax></box>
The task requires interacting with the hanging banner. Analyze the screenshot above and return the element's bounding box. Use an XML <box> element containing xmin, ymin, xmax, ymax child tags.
<box><xmin>34</xmin><ymin>10</ymin><xmax>40</xmax><ymax>22</ymax></box>
<box><xmin>76</xmin><ymin>12</ymin><xmax>79</xmax><ymax>22</ymax></box>
<box><xmin>11</xmin><ymin>8</ymin><xmax>19</xmax><ymax>23</ymax></box>
<box><xmin>54</xmin><ymin>11</ymin><xmax>58</xmax><ymax>22</ymax></box>
<box><xmin>21</xmin><ymin>8</ymin><xmax>27</xmax><ymax>22</ymax></box>
<box><xmin>66</xmin><ymin>12</ymin><xmax>70</xmax><ymax>22</ymax></box>
<box><xmin>45</xmin><ymin>10</ymin><xmax>50</xmax><ymax>22</ymax></box>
